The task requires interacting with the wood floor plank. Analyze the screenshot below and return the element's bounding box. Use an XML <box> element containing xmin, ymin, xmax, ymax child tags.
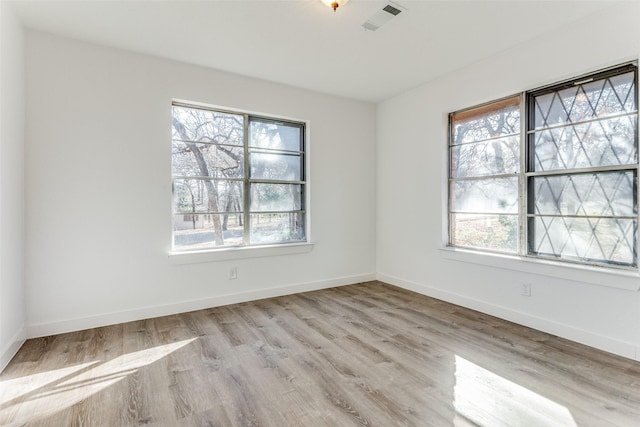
<box><xmin>2</xmin><ymin>281</ymin><xmax>640</xmax><ymax>426</ymax></box>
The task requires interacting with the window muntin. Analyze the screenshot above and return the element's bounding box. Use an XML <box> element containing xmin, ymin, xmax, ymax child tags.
<box><xmin>448</xmin><ymin>63</ymin><xmax>639</xmax><ymax>269</ymax></box>
<box><xmin>172</xmin><ymin>104</ymin><xmax>306</xmax><ymax>251</ymax></box>
<box><xmin>449</xmin><ymin>96</ymin><xmax>521</xmax><ymax>253</ymax></box>
<box><xmin>527</xmin><ymin>65</ymin><xmax>638</xmax><ymax>267</ymax></box>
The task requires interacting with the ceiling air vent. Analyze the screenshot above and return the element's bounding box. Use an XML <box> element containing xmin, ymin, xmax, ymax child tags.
<box><xmin>383</xmin><ymin>4</ymin><xmax>402</xmax><ymax>16</ymax></box>
<box><xmin>362</xmin><ymin>2</ymin><xmax>406</xmax><ymax>31</ymax></box>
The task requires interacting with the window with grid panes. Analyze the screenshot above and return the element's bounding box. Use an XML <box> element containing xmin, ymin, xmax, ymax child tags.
<box><xmin>171</xmin><ymin>103</ymin><xmax>306</xmax><ymax>251</ymax></box>
<box><xmin>527</xmin><ymin>65</ymin><xmax>637</xmax><ymax>267</ymax></box>
<box><xmin>448</xmin><ymin>63</ymin><xmax>638</xmax><ymax>269</ymax></box>
<box><xmin>449</xmin><ymin>96</ymin><xmax>521</xmax><ymax>253</ymax></box>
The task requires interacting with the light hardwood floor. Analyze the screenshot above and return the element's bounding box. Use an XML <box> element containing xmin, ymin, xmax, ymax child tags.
<box><xmin>1</xmin><ymin>281</ymin><xmax>639</xmax><ymax>426</ymax></box>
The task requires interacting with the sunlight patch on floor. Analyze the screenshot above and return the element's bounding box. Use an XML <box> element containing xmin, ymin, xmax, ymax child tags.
<box><xmin>0</xmin><ymin>338</ymin><xmax>197</xmax><ymax>425</ymax></box>
<box><xmin>453</xmin><ymin>355</ymin><xmax>577</xmax><ymax>427</ymax></box>
<box><xmin>0</xmin><ymin>361</ymin><xmax>98</xmax><ymax>403</ymax></box>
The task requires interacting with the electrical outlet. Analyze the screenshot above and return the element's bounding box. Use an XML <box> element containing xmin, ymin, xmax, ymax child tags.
<box><xmin>229</xmin><ymin>267</ymin><xmax>237</xmax><ymax>280</ymax></box>
<box><xmin>521</xmin><ymin>283</ymin><xmax>532</xmax><ymax>297</ymax></box>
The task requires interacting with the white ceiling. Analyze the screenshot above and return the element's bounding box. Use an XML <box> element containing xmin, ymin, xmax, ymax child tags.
<box><xmin>11</xmin><ymin>0</ymin><xmax>619</xmax><ymax>102</ymax></box>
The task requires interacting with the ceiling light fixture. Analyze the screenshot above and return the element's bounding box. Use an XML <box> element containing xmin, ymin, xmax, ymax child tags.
<box><xmin>321</xmin><ymin>0</ymin><xmax>349</xmax><ymax>12</ymax></box>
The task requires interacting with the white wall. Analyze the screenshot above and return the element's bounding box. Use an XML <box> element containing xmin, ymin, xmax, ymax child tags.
<box><xmin>24</xmin><ymin>31</ymin><xmax>376</xmax><ymax>336</ymax></box>
<box><xmin>0</xmin><ymin>2</ymin><xmax>26</xmax><ymax>371</ymax></box>
<box><xmin>377</xmin><ymin>2</ymin><xmax>640</xmax><ymax>361</ymax></box>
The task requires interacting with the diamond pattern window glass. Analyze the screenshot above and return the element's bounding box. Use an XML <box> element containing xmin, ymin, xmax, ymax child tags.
<box><xmin>527</xmin><ymin>65</ymin><xmax>638</xmax><ymax>267</ymax></box>
<box><xmin>448</xmin><ymin>62</ymin><xmax>638</xmax><ymax>269</ymax></box>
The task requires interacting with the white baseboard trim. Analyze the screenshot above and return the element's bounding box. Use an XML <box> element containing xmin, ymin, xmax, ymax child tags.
<box><xmin>1</xmin><ymin>325</ymin><xmax>26</xmax><ymax>373</ymax></box>
<box><xmin>377</xmin><ymin>272</ymin><xmax>639</xmax><ymax>362</ymax></box>
<box><xmin>27</xmin><ymin>273</ymin><xmax>377</xmax><ymax>338</ymax></box>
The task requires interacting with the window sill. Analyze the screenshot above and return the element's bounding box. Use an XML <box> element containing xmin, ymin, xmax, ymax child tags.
<box><xmin>169</xmin><ymin>242</ymin><xmax>314</xmax><ymax>264</ymax></box>
<box><xmin>439</xmin><ymin>247</ymin><xmax>640</xmax><ymax>291</ymax></box>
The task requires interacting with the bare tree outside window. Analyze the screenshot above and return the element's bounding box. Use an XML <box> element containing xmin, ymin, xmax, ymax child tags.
<box><xmin>171</xmin><ymin>104</ymin><xmax>306</xmax><ymax>251</ymax></box>
<box><xmin>449</xmin><ymin>96</ymin><xmax>521</xmax><ymax>252</ymax></box>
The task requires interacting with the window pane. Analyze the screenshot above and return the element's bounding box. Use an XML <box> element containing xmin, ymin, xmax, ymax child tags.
<box><xmin>449</xmin><ymin>97</ymin><xmax>521</xmax><ymax>252</ymax></box>
<box><xmin>172</xmin><ymin>104</ymin><xmax>307</xmax><ymax>251</ymax></box>
<box><xmin>250</xmin><ymin>120</ymin><xmax>302</xmax><ymax>151</ymax></box>
<box><xmin>532</xmin><ymin>115</ymin><xmax>637</xmax><ymax>171</ymax></box>
<box><xmin>450</xmin><ymin>213</ymin><xmax>517</xmax><ymax>252</ymax></box>
<box><xmin>530</xmin><ymin>216</ymin><xmax>636</xmax><ymax>266</ymax></box>
<box><xmin>532</xmin><ymin>172</ymin><xmax>635</xmax><ymax>217</ymax></box>
<box><xmin>250</xmin><ymin>212</ymin><xmax>305</xmax><ymax>244</ymax></box>
<box><xmin>451</xmin><ymin>97</ymin><xmax>520</xmax><ymax>145</ymax></box>
<box><xmin>451</xmin><ymin>136</ymin><xmax>519</xmax><ymax>177</ymax></box>
<box><xmin>609</xmin><ymin>72</ymin><xmax>637</xmax><ymax>113</ymax></box>
<box><xmin>451</xmin><ymin>178</ymin><xmax>518</xmax><ymax>214</ymax></box>
<box><xmin>528</xmin><ymin>66</ymin><xmax>638</xmax><ymax>267</ymax></box>
<box><xmin>251</xmin><ymin>183</ymin><xmax>303</xmax><ymax>212</ymax></box>
<box><xmin>533</xmin><ymin>71</ymin><xmax>636</xmax><ymax>130</ymax></box>
<box><xmin>174</xmin><ymin>179</ymin><xmax>244</xmax><ymax>214</ymax></box>
<box><xmin>173</xmin><ymin>213</ymin><xmax>245</xmax><ymax>250</ymax></box>
<box><xmin>172</xmin><ymin>107</ymin><xmax>244</xmax><ymax>145</ymax></box>
<box><xmin>250</xmin><ymin>152</ymin><xmax>302</xmax><ymax>181</ymax></box>
<box><xmin>172</xmin><ymin>141</ymin><xmax>244</xmax><ymax>178</ymax></box>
